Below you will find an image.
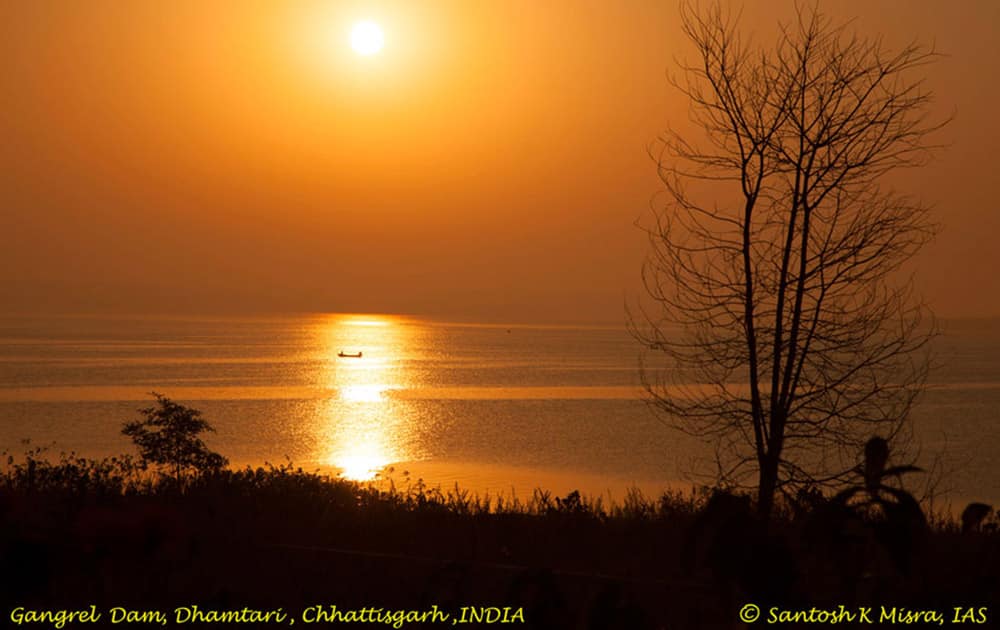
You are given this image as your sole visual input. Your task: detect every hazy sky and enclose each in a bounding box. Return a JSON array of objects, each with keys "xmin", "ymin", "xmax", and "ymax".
[{"xmin": 1, "ymin": 1, "xmax": 997, "ymax": 322}]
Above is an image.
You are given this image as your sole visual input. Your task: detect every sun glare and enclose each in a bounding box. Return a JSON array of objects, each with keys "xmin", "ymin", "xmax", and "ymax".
[
  {"xmin": 335, "ymin": 451, "xmax": 389, "ymax": 482},
  {"xmin": 350, "ymin": 20, "xmax": 384, "ymax": 56},
  {"xmin": 340, "ymin": 384, "xmax": 391, "ymax": 403}
]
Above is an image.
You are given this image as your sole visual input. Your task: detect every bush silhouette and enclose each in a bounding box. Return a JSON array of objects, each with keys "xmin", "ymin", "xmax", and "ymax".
[{"xmin": 122, "ymin": 393, "xmax": 227, "ymax": 483}]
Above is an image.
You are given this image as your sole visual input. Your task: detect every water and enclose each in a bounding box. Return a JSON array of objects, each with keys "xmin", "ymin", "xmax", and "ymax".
[{"xmin": 0, "ymin": 314, "xmax": 998, "ymax": 505}]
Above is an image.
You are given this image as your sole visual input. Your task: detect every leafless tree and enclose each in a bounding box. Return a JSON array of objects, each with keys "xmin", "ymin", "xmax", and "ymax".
[{"xmin": 632, "ymin": 3, "xmax": 948, "ymax": 517}]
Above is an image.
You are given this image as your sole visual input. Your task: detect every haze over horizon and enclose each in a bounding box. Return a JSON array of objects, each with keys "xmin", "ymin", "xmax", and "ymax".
[{"xmin": 3, "ymin": 1, "xmax": 998, "ymax": 323}]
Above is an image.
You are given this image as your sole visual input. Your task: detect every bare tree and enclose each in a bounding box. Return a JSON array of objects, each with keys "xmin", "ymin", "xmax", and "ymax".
[{"xmin": 632, "ymin": 3, "xmax": 947, "ymax": 517}]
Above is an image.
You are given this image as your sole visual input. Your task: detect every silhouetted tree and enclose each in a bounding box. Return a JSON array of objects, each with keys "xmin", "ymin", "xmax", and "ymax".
[
  {"xmin": 122, "ymin": 393, "xmax": 227, "ymax": 483},
  {"xmin": 632, "ymin": 3, "xmax": 947, "ymax": 517}
]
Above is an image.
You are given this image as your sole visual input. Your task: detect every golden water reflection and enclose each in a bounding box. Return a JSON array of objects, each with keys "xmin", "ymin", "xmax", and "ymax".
[{"xmin": 317, "ymin": 314, "xmax": 417, "ymax": 481}]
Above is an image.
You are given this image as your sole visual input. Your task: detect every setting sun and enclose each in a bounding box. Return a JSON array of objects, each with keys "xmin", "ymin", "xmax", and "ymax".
[{"xmin": 350, "ymin": 20, "xmax": 384, "ymax": 56}]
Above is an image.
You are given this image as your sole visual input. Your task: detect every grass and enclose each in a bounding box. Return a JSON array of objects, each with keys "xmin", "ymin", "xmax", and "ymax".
[{"xmin": 1, "ymin": 446, "xmax": 998, "ymax": 628}]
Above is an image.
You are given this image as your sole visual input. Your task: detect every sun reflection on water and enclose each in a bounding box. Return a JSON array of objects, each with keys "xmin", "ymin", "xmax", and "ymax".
[
  {"xmin": 340, "ymin": 383, "xmax": 392, "ymax": 403},
  {"xmin": 336, "ymin": 449, "xmax": 391, "ymax": 482},
  {"xmin": 317, "ymin": 314, "xmax": 416, "ymax": 481}
]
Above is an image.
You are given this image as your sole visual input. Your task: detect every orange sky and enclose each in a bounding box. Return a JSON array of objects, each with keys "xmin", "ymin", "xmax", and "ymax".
[{"xmin": 1, "ymin": 1, "xmax": 997, "ymax": 322}]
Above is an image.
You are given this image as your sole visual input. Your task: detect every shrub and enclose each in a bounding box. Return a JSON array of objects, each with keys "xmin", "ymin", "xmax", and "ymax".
[{"xmin": 122, "ymin": 393, "xmax": 227, "ymax": 484}]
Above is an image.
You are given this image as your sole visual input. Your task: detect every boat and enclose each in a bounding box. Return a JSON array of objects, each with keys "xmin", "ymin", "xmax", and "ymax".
[{"xmin": 338, "ymin": 351, "xmax": 363, "ymax": 358}]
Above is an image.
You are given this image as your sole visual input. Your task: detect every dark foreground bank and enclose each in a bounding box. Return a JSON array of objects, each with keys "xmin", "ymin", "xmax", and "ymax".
[{"xmin": 1, "ymin": 450, "xmax": 998, "ymax": 629}]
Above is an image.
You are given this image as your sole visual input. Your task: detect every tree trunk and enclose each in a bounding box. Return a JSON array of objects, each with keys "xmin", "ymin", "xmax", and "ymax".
[{"xmin": 757, "ymin": 454, "xmax": 779, "ymax": 518}]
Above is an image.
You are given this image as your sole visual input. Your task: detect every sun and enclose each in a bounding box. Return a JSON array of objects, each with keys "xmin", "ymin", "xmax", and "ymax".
[{"xmin": 350, "ymin": 20, "xmax": 385, "ymax": 56}]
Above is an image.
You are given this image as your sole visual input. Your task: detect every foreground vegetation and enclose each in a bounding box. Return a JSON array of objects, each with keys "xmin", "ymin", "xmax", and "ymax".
[
  {"xmin": 0, "ymin": 396, "xmax": 995, "ymax": 626},
  {"xmin": 1, "ymin": 444, "xmax": 998, "ymax": 629}
]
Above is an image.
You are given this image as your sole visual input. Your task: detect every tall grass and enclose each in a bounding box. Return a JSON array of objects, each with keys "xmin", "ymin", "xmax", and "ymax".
[{"xmin": 2, "ymin": 445, "xmax": 997, "ymax": 621}]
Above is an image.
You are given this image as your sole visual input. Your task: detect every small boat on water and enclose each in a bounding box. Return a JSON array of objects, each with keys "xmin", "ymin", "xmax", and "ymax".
[{"xmin": 338, "ymin": 351, "xmax": 363, "ymax": 358}]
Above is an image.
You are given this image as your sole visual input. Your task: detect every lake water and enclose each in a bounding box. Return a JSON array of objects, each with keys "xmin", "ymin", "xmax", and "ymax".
[{"xmin": 0, "ymin": 314, "xmax": 998, "ymax": 506}]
